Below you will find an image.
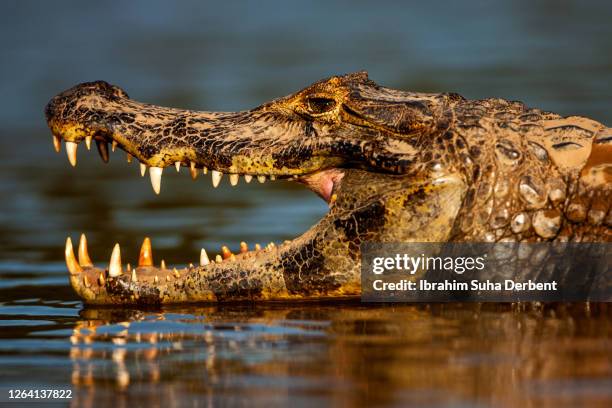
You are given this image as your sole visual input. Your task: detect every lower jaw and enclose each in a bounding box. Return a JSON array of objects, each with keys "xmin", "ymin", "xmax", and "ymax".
[{"xmin": 63, "ymin": 166, "xmax": 346, "ymax": 291}]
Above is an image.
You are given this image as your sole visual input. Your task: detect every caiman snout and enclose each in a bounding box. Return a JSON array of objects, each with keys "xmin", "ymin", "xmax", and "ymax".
[{"xmin": 45, "ymin": 76, "xmax": 359, "ymax": 183}]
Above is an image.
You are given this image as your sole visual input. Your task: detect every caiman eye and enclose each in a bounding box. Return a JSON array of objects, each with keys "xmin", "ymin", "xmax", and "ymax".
[{"xmin": 306, "ymin": 97, "xmax": 337, "ymax": 114}]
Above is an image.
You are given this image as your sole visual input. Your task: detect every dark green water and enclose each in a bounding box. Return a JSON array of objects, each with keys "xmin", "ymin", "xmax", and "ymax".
[{"xmin": 0, "ymin": 1, "xmax": 611, "ymax": 406}]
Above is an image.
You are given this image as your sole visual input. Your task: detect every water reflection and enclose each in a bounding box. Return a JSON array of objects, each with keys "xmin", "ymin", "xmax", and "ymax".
[{"xmin": 64, "ymin": 303, "xmax": 611, "ymax": 407}]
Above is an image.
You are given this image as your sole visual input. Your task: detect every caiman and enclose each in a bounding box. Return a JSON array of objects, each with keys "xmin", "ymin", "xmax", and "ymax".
[{"xmin": 44, "ymin": 71, "xmax": 611, "ymax": 305}]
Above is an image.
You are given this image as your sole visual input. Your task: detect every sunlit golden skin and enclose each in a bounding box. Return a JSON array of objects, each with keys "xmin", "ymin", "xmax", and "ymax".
[{"xmin": 46, "ymin": 72, "xmax": 611, "ymax": 305}]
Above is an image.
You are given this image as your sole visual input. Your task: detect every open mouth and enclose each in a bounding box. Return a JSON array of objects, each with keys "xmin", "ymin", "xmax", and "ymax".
[
  {"xmin": 44, "ymin": 73, "xmax": 416, "ymax": 304},
  {"xmin": 42, "ymin": 78, "xmax": 353, "ymax": 301},
  {"xmin": 55, "ymin": 132, "xmax": 346, "ymax": 291}
]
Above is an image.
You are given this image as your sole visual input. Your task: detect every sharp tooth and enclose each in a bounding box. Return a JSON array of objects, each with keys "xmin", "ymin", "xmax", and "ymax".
[
  {"xmin": 138, "ymin": 237, "xmax": 154, "ymax": 267},
  {"xmin": 112, "ymin": 140, "xmax": 118, "ymax": 152},
  {"xmin": 211, "ymin": 170, "xmax": 223, "ymax": 188},
  {"xmin": 52, "ymin": 135, "xmax": 61, "ymax": 153},
  {"xmin": 215, "ymin": 255, "xmax": 222, "ymax": 263},
  {"xmin": 229, "ymin": 254, "xmax": 236, "ymax": 262},
  {"xmin": 173, "ymin": 268, "xmax": 180, "ymax": 278},
  {"xmin": 200, "ymin": 249, "xmax": 210, "ymax": 266},
  {"xmin": 83, "ymin": 275, "xmax": 91, "ymax": 288},
  {"xmin": 98, "ymin": 272, "xmax": 105, "ymax": 286},
  {"xmin": 229, "ymin": 174, "xmax": 239, "ymax": 186},
  {"xmin": 108, "ymin": 243, "xmax": 123, "ymax": 277},
  {"xmin": 140, "ymin": 163, "xmax": 147, "ymax": 177},
  {"xmin": 244, "ymin": 175, "xmax": 253, "ymax": 183},
  {"xmin": 270, "ymin": 175, "xmax": 276, "ymax": 181},
  {"xmin": 221, "ymin": 245, "xmax": 232, "ymax": 259},
  {"xmin": 131, "ymin": 269, "xmax": 138, "ymax": 282},
  {"xmin": 189, "ymin": 263, "xmax": 194, "ymax": 269},
  {"xmin": 175, "ymin": 162, "xmax": 181, "ymax": 172},
  {"xmin": 254, "ymin": 244, "xmax": 261, "ymax": 251},
  {"xmin": 85, "ymin": 136, "xmax": 92, "ymax": 150},
  {"xmin": 154, "ymin": 275, "xmax": 159, "ymax": 284},
  {"xmin": 65, "ymin": 142, "xmax": 78, "ymax": 167},
  {"xmin": 203, "ymin": 167, "xmax": 208, "ymax": 175},
  {"xmin": 190, "ymin": 162, "xmax": 198, "ymax": 180},
  {"xmin": 257, "ymin": 175, "xmax": 266, "ymax": 183},
  {"xmin": 126, "ymin": 153, "xmax": 133, "ymax": 163},
  {"xmin": 240, "ymin": 242, "xmax": 248, "ymax": 253},
  {"xmin": 78, "ymin": 233, "xmax": 93, "ymax": 267},
  {"xmin": 149, "ymin": 167, "xmax": 163, "ymax": 194},
  {"xmin": 160, "ymin": 259, "xmax": 166, "ymax": 269},
  {"xmin": 96, "ymin": 140, "xmax": 110, "ymax": 163},
  {"xmin": 127, "ymin": 263, "xmax": 132, "ymax": 272},
  {"xmin": 65, "ymin": 237, "xmax": 83, "ymax": 275}
]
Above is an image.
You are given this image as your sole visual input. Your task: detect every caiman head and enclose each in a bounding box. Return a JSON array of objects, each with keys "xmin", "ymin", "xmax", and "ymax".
[{"xmin": 45, "ymin": 71, "xmax": 469, "ymax": 305}]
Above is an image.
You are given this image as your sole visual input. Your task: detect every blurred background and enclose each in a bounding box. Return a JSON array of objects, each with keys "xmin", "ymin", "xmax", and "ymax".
[{"xmin": 0, "ymin": 1, "xmax": 610, "ymax": 406}]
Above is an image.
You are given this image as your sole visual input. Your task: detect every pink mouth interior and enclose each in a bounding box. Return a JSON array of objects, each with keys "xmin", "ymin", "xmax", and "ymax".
[{"xmin": 298, "ymin": 168, "xmax": 345, "ymax": 203}]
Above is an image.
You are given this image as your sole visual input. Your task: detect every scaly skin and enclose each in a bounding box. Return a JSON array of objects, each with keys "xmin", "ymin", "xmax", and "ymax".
[{"xmin": 45, "ymin": 72, "xmax": 611, "ymax": 305}]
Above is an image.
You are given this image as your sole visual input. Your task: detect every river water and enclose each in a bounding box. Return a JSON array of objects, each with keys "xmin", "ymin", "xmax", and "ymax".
[{"xmin": 0, "ymin": 1, "xmax": 610, "ymax": 406}]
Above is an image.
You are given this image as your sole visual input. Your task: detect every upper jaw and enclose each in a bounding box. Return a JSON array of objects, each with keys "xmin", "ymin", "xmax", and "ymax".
[
  {"xmin": 45, "ymin": 77, "xmax": 434, "ymax": 184},
  {"xmin": 45, "ymin": 84, "xmax": 349, "ymax": 191}
]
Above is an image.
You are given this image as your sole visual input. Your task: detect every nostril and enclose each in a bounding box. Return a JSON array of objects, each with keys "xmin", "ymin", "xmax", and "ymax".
[{"xmin": 83, "ymin": 80, "xmax": 129, "ymax": 100}]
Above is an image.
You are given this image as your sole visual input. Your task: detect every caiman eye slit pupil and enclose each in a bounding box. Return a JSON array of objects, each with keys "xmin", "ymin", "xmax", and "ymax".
[{"xmin": 306, "ymin": 97, "xmax": 336, "ymax": 114}]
